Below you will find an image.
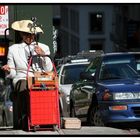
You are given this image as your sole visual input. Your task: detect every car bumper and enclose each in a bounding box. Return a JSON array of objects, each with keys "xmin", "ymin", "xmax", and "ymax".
[{"xmin": 100, "ymin": 102, "xmax": 140, "ymax": 124}]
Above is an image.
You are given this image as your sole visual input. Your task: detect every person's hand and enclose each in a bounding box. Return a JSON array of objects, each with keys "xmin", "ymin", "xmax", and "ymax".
[
  {"xmin": 34, "ymin": 45, "xmax": 45, "ymax": 55},
  {"xmin": 1, "ymin": 64, "xmax": 10, "ymax": 72}
]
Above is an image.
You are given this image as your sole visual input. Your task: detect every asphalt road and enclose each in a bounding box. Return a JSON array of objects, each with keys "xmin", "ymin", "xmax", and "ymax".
[{"xmin": 0, "ymin": 126, "xmax": 139, "ymax": 136}]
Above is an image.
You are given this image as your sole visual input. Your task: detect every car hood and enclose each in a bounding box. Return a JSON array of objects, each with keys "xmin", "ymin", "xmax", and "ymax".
[
  {"xmin": 98, "ymin": 78, "xmax": 140, "ymax": 92},
  {"xmin": 59, "ymin": 84, "xmax": 73, "ymax": 96}
]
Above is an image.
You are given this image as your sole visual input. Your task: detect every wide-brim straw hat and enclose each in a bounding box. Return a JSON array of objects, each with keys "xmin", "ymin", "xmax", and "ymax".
[{"xmin": 11, "ymin": 20, "xmax": 43, "ymax": 34}]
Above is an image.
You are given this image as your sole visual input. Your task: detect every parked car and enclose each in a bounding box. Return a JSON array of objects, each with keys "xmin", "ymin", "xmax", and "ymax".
[
  {"xmin": 70, "ymin": 52, "xmax": 140, "ymax": 127},
  {"xmin": 58, "ymin": 58, "xmax": 90, "ymax": 117},
  {"xmin": 0, "ymin": 80, "xmax": 13, "ymax": 126}
]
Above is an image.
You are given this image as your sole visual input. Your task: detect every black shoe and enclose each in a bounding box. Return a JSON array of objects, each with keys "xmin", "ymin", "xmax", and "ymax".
[{"xmin": 22, "ymin": 115, "xmax": 28, "ymax": 131}]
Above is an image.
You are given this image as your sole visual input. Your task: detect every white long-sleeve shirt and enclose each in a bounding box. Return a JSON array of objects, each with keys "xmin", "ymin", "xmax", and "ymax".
[{"xmin": 7, "ymin": 42, "xmax": 53, "ymax": 86}]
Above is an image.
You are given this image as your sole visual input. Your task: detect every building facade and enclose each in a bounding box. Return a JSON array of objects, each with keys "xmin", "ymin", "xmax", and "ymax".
[
  {"xmin": 55, "ymin": 4, "xmax": 140, "ymax": 57},
  {"xmin": 0, "ymin": 4, "xmax": 53, "ymax": 55},
  {"xmin": 60, "ymin": 5, "xmax": 115, "ymax": 56}
]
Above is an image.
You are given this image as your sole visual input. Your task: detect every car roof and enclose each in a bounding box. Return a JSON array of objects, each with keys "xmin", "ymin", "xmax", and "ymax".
[
  {"xmin": 61, "ymin": 61, "xmax": 90, "ymax": 66},
  {"xmin": 102, "ymin": 52, "xmax": 140, "ymax": 57}
]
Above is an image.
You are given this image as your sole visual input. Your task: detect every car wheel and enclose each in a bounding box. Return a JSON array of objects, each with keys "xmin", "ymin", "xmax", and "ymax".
[
  {"xmin": 2, "ymin": 113, "xmax": 7, "ymax": 126},
  {"xmin": 70, "ymin": 102, "xmax": 76, "ymax": 117},
  {"xmin": 88, "ymin": 105, "xmax": 104, "ymax": 126}
]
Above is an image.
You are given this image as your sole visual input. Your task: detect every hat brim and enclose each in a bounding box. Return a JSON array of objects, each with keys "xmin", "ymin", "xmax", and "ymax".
[{"xmin": 11, "ymin": 20, "xmax": 44, "ymax": 34}]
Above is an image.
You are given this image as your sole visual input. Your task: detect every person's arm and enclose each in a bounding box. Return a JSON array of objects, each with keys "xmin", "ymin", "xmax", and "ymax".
[
  {"xmin": 5, "ymin": 46, "xmax": 16, "ymax": 78},
  {"xmin": 34, "ymin": 43, "xmax": 50, "ymax": 55},
  {"xmin": 42, "ymin": 57, "xmax": 53, "ymax": 72},
  {"xmin": 33, "ymin": 43, "xmax": 53, "ymax": 72}
]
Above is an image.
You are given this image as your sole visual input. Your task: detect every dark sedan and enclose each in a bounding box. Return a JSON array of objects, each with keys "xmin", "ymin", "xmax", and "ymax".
[
  {"xmin": 70, "ymin": 52, "xmax": 140, "ymax": 128},
  {"xmin": 0, "ymin": 83, "xmax": 13, "ymax": 126}
]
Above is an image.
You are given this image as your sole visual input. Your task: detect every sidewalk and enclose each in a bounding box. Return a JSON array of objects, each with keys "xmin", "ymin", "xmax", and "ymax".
[{"xmin": 0, "ymin": 126, "xmax": 139, "ymax": 136}]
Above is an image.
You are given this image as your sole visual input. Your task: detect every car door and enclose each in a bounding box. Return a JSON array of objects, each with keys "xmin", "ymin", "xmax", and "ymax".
[
  {"xmin": 73, "ymin": 80, "xmax": 95, "ymax": 117},
  {"xmin": 73, "ymin": 57, "xmax": 101, "ymax": 117}
]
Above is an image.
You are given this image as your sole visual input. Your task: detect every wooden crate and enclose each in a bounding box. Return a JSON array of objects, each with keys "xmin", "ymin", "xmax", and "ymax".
[
  {"xmin": 28, "ymin": 71, "xmax": 58, "ymax": 89},
  {"xmin": 62, "ymin": 117, "xmax": 81, "ymax": 129}
]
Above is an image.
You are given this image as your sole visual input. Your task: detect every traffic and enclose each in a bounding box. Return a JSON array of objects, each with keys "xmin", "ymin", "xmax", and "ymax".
[
  {"xmin": 1, "ymin": 51, "xmax": 140, "ymax": 133},
  {"xmin": 1, "ymin": 4, "xmax": 140, "ymax": 135},
  {"xmin": 70, "ymin": 52, "xmax": 140, "ymax": 130}
]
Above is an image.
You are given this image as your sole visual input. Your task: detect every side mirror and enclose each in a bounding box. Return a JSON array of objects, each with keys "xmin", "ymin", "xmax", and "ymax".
[{"xmin": 80, "ymin": 71, "xmax": 94, "ymax": 81}]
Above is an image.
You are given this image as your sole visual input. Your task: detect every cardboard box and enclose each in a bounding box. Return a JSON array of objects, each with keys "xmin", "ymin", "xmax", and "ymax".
[{"xmin": 62, "ymin": 117, "xmax": 81, "ymax": 129}]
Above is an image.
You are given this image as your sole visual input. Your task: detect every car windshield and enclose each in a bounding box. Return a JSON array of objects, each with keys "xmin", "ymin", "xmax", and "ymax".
[
  {"xmin": 99, "ymin": 64, "xmax": 139, "ymax": 80},
  {"xmin": 61, "ymin": 64, "xmax": 88, "ymax": 84},
  {"xmin": 99, "ymin": 54, "xmax": 140, "ymax": 80}
]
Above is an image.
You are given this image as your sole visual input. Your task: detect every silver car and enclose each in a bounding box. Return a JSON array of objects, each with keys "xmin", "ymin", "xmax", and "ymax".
[{"xmin": 58, "ymin": 59, "xmax": 90, "ymax": 117}]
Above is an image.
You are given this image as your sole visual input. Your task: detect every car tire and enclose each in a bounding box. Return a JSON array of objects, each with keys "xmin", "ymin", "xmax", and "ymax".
[
  {"xmin": 88, "ymin": 105, "xmax": 105, "ymax": 126},
  {"xmin": 70, "ymin": 102, "xmax": 76, "ymax": 117}
]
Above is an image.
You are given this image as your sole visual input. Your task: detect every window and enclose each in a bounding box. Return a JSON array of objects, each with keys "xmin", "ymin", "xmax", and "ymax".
[
  {"xmin": 86, "ymin": 57, "xmax": 101, "ymax": 74},
  {"xmin": 89, "ymin": 12, "xmax": 104, "ymax": 34},
  {"xmin": 89, "ymin": 39, "xmax": 104, "ymax": 51},
  {"xmin": 61, "ymin": 6, "xmax": 69, "ymax": 28},
  {"xmin": 70, "ymin": 35, "xmax": 79, "ymax": 55},
  {"xmin": 90, "ymin": 43, "xmax": 103, "ymax": 50},
  {"xmin": 61, "ymin": 30, "xmax": 69, "ymax": 56},
  {"xmin": 61, "ymin": 64, "xmax": 88, "ymax": 84},
  {"xmin": 70, "ymin": 9, "xmax": 79, "ymax": 33}
]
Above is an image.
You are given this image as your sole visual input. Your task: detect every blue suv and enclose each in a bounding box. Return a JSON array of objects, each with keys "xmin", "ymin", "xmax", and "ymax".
[{"xmin": 70, "ymin": 52, "xmax": 140, "ymax": 127}]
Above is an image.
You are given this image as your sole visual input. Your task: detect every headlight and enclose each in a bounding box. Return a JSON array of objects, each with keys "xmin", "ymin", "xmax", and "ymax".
[{"xmin": 114, "ymin": 92, "xmax": 140, "ymax": 100}]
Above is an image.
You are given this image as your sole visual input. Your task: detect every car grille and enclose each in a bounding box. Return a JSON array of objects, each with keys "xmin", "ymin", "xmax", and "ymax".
[{"xmin": 132, "ymin": 107, "xmax": 140, "ymax": 117}]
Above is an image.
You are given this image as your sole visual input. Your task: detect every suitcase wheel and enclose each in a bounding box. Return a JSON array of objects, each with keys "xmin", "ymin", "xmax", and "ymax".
[{"xmin": 53, "ymin": 124, "xmax": 59, "ymax": 131}]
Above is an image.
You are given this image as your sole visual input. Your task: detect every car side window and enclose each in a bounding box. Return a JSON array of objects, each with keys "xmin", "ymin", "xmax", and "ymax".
[{"xmin": 85, "ymin": 57, "xmax": 101, "ymax": 74}]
